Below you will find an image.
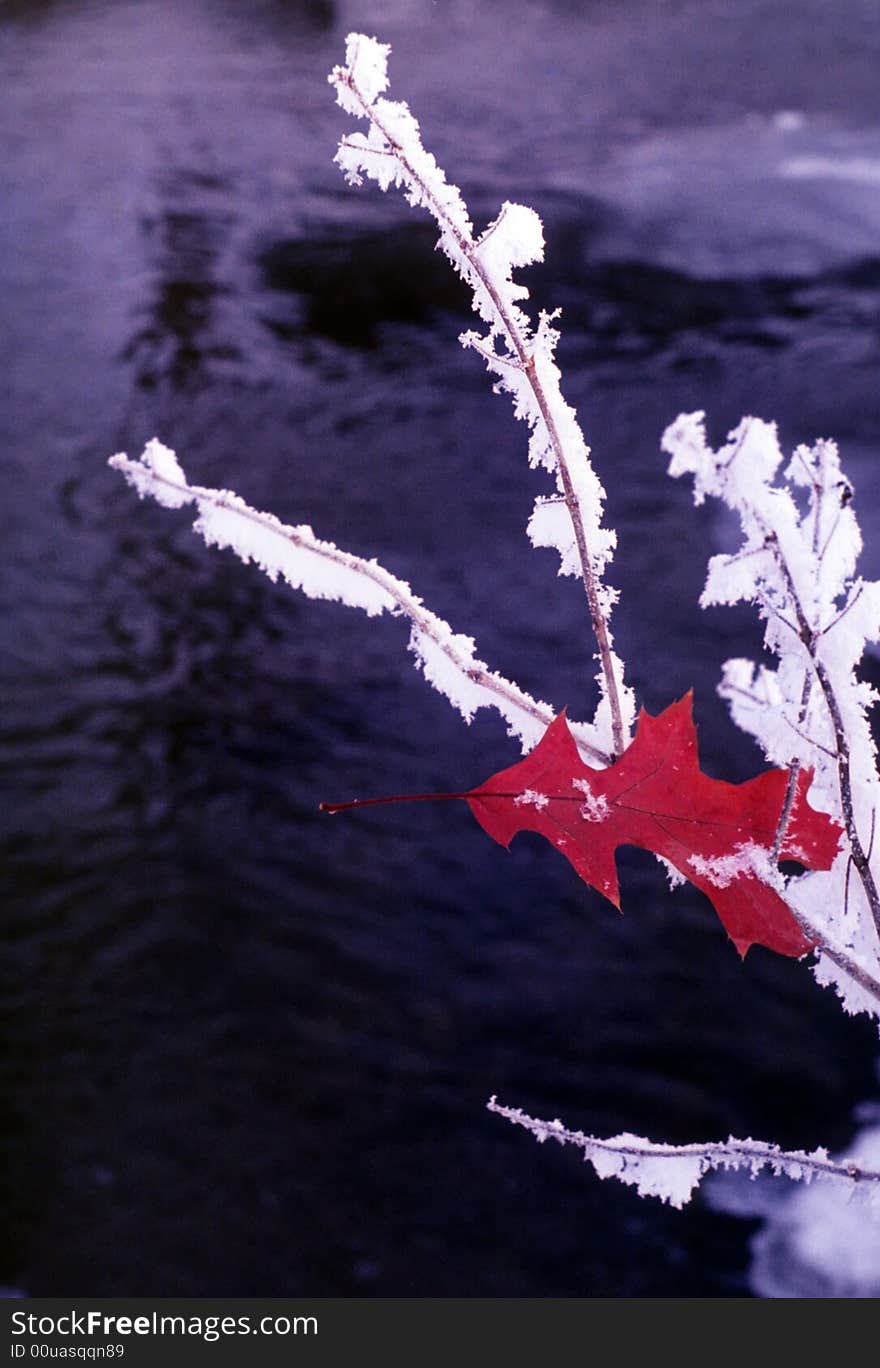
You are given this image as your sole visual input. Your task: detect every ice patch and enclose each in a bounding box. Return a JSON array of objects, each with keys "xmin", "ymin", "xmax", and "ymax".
[
  {"xmin": 772, "ymin": 110, "xmax": 805, "ymax": 132},
  {"xmin": 781, "ymin": 155, "xmax": 880, "ymax": 185},
  {"xmin": 573, "ymin": 779, "xmax": 609, "ymax": 822},
  {"xmin": 688, "ymin": 842, "xmax": 772, "ymax": 888},
  {"xmin": 708, "ymin": 1120, "xmax": 880, "ymax": 1298}
]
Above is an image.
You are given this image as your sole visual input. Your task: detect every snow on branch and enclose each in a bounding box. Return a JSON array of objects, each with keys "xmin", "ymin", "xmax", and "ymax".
[
  {"xmin": 109, "ymin": 440, "xmax": 612, "ymax": 764},
  {"xmin": 108, "ymin": 37, "xmax": 880, "ymax": 1236},
  {"xmin": 329, "ymin": 33, "xmax": 633, "ymax": 758},
  {"xmin": 664, "ymin": 413, "xmax": 880, "ymax": 1019},
  {"xmin": 487, "ymin": 1097, "xmax": 880, "ymax": 1211}
]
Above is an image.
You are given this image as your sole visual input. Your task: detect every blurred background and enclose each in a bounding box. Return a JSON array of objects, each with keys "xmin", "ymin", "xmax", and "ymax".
[{"xmin": 2, "ymin": 0, "xmax": 880, "ymax": 1296}]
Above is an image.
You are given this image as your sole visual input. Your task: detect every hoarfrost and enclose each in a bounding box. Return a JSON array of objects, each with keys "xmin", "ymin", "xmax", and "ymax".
[
  {"xmin": 688, "ymin": 843, "xmax": 775, "ymax": 890},
  {"xmin": 708, "ymin": 1122, "xmax": 880, "ymax": 1296},
  {"xmin": 664, "ymin": 411, "xmax": 880, "ymax": 1025},
  {"xmin": 109, "ymin": 443, "xmax": 612, "ymax": 763},
  {"xmin": 488, "ymin": 1099, "xmax": 880, "ymax": 1213},
  {"xmin": 329, "ymin": 32, "xmax": 633, "ymax": 755},
  {"xmin": 657, "ymin": 856, "xmax": 688, "ymax": 890},
  {"xmin": 110, "ymin": 36, "xmax": 880, "ymax": 1228},
  {"xmin": 115, "ymin": 438, "xmax": 189, "ymax": 509},
  {"xmin": 572, "ymin": 780, "xmax": 610, "ymax": 823}
]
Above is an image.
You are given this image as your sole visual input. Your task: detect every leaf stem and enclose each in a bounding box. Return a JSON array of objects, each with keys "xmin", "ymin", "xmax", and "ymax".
[
  {"xmin": 772, "ymin": 673, "xmax": 812, "ymax": 860},
  {"xmin": 320, "ymin": 792, "xmax": 470, "ymax": 814}
]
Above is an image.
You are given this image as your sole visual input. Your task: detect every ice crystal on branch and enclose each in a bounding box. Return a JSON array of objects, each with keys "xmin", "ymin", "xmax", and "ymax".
[
  {"xmin": 664, "ymin": 414, "xmax": 880, "ymax": 1019},
  {"xmin": 487, "ymin": 1099, "xmax": 880, "ymax": 1212},
  {"xmin": 108, "ymin": 35, "xmax": 880, "ymax": 1228},
  {"xmin": 109, "ymin": 442, "xmax": 612, "ymax": 763},
  {"xmin": 329, "ymin": 32, "xmax": 631, "ymax": 757}
]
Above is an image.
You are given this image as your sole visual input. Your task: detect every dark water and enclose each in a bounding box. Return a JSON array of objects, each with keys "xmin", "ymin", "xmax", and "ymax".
[{"xmin": 2, "ymin": 0, "xmax": 880, "ymax": 1296}]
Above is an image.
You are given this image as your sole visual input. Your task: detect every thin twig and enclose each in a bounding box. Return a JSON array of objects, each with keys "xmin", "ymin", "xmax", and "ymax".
[
  {"xmin": 792, "ymin": 903, "xmax": 880, "ymax": 1008},
  {"xmin": 487, "ymin": 1097, "xmax": 880, "ymax": 1188},
  {"xmin": 818, "ymin": 583, "xmax": 864, "ymax": 639},
  {"xmin": 818, "ymin": 508, "xmax": 843, "ymax": 564},
  {"xmin": 772, "ymin": 673, "xmax": 813, "ymax": 859},
  {"xmin": 110, "ymin": 453, "xmax": 613, "ymax": 767},
  {"xmin": 334, "ymin": 64, "xmax": 627, "ymax": 758},
  {"xmin": 762, "ymin": 528, "xmax": 880, "ymax": 942},
  {"xmin": 463, "ymin": 335, "xmax": 524, "ymax": 371},
  {"xmin": 781, "ymin": 716, "xmax": 836, "ymax": 760}
]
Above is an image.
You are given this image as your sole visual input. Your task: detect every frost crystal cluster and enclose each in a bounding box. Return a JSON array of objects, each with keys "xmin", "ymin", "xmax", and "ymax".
[
  {"xmin": 664, "ymin": 415, "xmax": 880, "ymax": 1017},
  {"xmin": 110, "ymin": 34, "xmax": 880, "ymax": 1219}
]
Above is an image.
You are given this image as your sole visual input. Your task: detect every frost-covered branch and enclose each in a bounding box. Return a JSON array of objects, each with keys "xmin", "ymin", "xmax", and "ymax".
[
  {"xmin": 796, "ymin": 933, "xmax": 880, "ymax": 1008},
  {"xmin": 764, "ymin": 524, "xmax": 880, "ymax": 939},
  {"xmin": 108, "ymin": 37, "xmax": 880, "ymax": 1242},
  {"xmin": 487, "ymin": 1097, "xmax": 880, "ymax": 1211},
  {"xmin": 329, "ymin": 33, "xmax": 633, "ymax": 758},
  {"xmin": 109, "ymin": 440, "xmax": 612, "ymax": 764},
  {"xmin": 664, "ymin": 413, "xmax": 880, "ymax": 1017},
  {"xmin": 486, "ymin": 333, "xmax": 880, "ymax": 1232}
]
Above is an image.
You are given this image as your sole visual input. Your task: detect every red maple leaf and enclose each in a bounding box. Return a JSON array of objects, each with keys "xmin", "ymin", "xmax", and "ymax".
[
  {"xmin": 322, "ymin": 694, "xmax": 842, "ymax": 958},
  {"xmin": 467, "ymin": 694, "xmax": 841, "ymax": 958}
]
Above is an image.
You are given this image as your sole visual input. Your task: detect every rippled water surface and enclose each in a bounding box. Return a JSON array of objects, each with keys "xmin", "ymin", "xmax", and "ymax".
[{"xmin": 2, "ymin": 0, "xmax": 880, "ymax": 1295}]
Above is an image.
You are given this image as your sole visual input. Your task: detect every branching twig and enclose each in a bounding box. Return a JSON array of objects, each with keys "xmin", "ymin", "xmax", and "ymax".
[
  {"xmin": 106, "ymin": 41, "xmax": 880, "ymax": 1236},
  {"xmin": 763, "ymin": 528, "xmax": 880, "ymax": 942},
  {"xmin": 818, "ymin": 583, "xmax": 864, "ymax": 638}
]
